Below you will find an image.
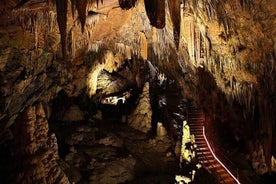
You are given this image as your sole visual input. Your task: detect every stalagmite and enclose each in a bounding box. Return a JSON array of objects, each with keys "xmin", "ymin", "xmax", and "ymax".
[
  {"xmin": 128, "ymin": 82, "xmax": 152, "ymax": 133},
  {"xmin": 157, "ymin": 122, "xmax": 167, "ymax": 137},
  {"xmin": 12, "ymin": 104, "xmax": 70, "ymax": 184},
  {"xmin": 0, "ymin": 0, "xmax": 275, "ymax": 183}
]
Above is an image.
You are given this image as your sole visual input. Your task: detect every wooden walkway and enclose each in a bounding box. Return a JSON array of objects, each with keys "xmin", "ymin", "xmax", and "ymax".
[{"xmin": 188, "ymin": 105, "xmax": 240, "ymax": 184}]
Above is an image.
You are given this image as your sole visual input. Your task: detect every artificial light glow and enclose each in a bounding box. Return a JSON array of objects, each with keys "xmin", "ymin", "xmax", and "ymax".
[
  {"xmin": 181, "ymin": 121, "xmax": 196, "ymax": 163},
  {"xmin": 203, "ymin": 126, "xmax": 241, "ymax": 184},
  {"xmin": 87, "ymin": 62, "xmax": 105, "ymax": 96},
  {"xmin": 100, "ymin": 91, "xmax": 131, "ymax": 105}
]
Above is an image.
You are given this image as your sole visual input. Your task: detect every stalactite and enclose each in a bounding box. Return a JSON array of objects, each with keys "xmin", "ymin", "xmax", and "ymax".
[
  {"xmin": 48, "ymin": 10, "xmax": 56, "ymax": 32},
  {"xmin": 205, "ymin": 0, "xmax": 215, "ymax": 21},
  {"xmin": 86, "ymin": 0, "xmax": 101, "ymax": 9},
  {"xmin": 34, "ymin": 14, "xmax": 38, "ymax": 49},
  {"xmin": 76, "ymin": 0, "xmax": 88, "ymax": 33},
  {"xmin": 71, "ymin": 0, "xmax": 76, "ymax": 18},
  {"xmin": 144, "ymin": 0, "xmax": 165, "ymax": 29},
  {"xmin": 56, "ymin": 0, "xmax": 68, "ymax": 59},
  {"xmin": 167, "ymin": 0, "xmax": 181, "ymax": 49},
  {"xmin": 239, "ymin": 0, "xmax": 253, "ymax": 10},
  {"xmin": 47, "ymin": 0, "xmax": 55, "ymax": 6},
  {"xmin": 86, "ymin": 11, "xmax": 100, "ymax": 29},
  {"xmin": 89, "ymin": 41, "xmax": 102, "ymax": 52},
  {"xmin": 119, "ymin": 0, "xmax": 137, "ymax": 10},
  {"xmin": 97, "ymin": 0, "xmax": 103, "ymax": 7},
  {"xmin": 151, "ymin": 28, "xmax": 173, "ymax": 61},
  {"xmin": 68, "ymin": 28, "xmax": 74, "ymax": 57},
  {"xmin": 216, "ymin": 3, "xmax": 232, "ymax": 39}
]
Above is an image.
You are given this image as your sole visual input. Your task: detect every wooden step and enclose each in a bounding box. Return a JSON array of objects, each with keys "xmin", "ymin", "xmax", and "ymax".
[
  {"xmin": 196, "ymin": 147, "xmax": 209, "ymax": 151},
  {"xmin": 187, "ymin": 105, "xmax": 239, "ymax": 184},
  {"xmin": 220, "ymin": 177, "xmax": 236, "ymax": 183},
  {"xmin": 206, "ymin": 163, "xmax": 221, "ymax": 169},
  {"xmin": 199, "ymin": 159, "xmax": 216, "ymax": 164},
  {"xmin": 197, "ymin": 155, "xmax": 213, "ymax": 159}
]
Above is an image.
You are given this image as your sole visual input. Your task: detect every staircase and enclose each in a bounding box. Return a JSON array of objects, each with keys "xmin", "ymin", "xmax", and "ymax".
[{"xmin": 188, "ymin": 105, "xmax": 240, "ymax": 184}]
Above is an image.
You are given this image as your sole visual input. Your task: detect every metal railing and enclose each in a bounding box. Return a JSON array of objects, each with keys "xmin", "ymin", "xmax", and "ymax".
[
  {"xmin": 203, "ymin": 126, "xmax": 241, "ymax": 184},
  {"xmin": 187, "ymin": 106, "xmax": 226, "ymax": 183},
  {"xmin": 204, "ymin": 124, "xmax": 262, "ymax": 184},
  {"xmin": 188, "ymin": 104, "xmax": 242, "ymax": 184}
]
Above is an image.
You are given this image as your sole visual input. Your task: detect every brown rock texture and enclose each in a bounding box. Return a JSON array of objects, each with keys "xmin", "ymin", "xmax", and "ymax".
[
  {"xmin": 0, "ymin": 0, "xmax": 275, "ymax": 179},
  {"xmin": 12, "ymin": 103, "xmax": 70, "ymax": 184},
  {"xmin": 128, "ymin": 82, "xmax": 152, "ymax": 133}
]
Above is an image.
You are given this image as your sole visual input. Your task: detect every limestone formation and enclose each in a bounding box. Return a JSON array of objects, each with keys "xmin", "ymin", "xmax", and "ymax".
[
  {"xmin": 0, "ymin": 0, "xmax": 275, "ymax": 182},
  {"xmin": 12, "ymin": 103, "xmax": 70, "ymax": 184},
  {"xmin": 156, "ymin": 122, "xmax": 167, "ymax": 137},
  {"xmin": 128, "ymin": 82, "xmax": 152, "ymax": 133}
]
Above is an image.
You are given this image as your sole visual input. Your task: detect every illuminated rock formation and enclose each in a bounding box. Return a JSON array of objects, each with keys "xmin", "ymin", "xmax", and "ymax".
[
  {"xmin": 128, "ymin": 82, "xmax": 152, "ymax": 133},
  {"xmin": 0, "ymin": 0, "xmax": 275, "ymax": 183}
]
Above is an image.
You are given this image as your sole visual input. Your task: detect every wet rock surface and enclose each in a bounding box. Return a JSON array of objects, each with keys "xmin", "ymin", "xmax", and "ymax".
[{"xmin": 52, "ymin": 119, "xmax": 178, "ymax": 184}]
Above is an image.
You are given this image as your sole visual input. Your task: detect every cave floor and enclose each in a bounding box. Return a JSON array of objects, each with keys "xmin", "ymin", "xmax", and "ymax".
[{"xmin": 52, "ymin": 119, "xmax": 179, "ymax": 184}]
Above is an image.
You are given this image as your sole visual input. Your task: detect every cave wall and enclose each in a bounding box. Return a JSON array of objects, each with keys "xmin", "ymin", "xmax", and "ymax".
[
  {"xmin": 176, "ymin": 0, "xmax": 276, "ymax": 174},
  {"xmin": 0, "ymin": 0, "xmax": 275, "ymax": 178},
  {"xmin": 12, "ymin": 102, "xmax": 70, "ymax": 184}
]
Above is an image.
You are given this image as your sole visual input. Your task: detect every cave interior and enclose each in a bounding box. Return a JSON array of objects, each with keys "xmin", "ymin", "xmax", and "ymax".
[{"xmin": 0, "ymin": 0, "xmax": 275, "ymax": 184}]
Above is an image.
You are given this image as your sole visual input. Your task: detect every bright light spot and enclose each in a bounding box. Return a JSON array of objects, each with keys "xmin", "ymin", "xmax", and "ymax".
[
  {"xmin": 100, "ymin": 91, "xmax": 131, "ymax": 105},
  {"xmin": 87, "ymin": 62, "xmax": 105, "ymax": 96},
  {"xmin": 181, "ymin": 121, "xmax": 196, "ymax": 163},
  {"xmin": 175, "ymin": 175, "xmax": 192, "ymax": 184}
]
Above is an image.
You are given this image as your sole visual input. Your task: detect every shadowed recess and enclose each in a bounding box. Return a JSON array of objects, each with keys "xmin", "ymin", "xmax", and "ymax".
[
  {"xmin": 119, "ymin": 0, "xmax": 137, "ymax": 10},
  {"xmin": 144, "ymin": 0, "xmax": 165, "ymax": 29}
]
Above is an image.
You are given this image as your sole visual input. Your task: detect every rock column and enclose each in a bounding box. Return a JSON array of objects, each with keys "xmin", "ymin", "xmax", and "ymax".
[
  {"xmin": 128, "ymin": 82, "xmax": 152, "ymax": 133},
  {"xmin": 12, "ymin": 102, "xmax": 70, "ymax": 184}
]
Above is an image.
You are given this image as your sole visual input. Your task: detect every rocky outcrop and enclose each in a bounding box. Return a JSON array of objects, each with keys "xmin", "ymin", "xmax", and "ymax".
[
  {"xmin": 12, "ymin": 102, "xmax": 69, "ymax": 184},
  {"xmin": 96, "ymin": 69, "xmax": 130, "ymax": 96},
  {"xmin": 128, "ymin": 82, "xmax": 152, "ymax": 133},
  {"xmin": 251, "ymin": 145, "xmax": 269, "ymax": 175},
  {"xmin": 55, "ymin": 119, "xmax": 177, "ymax": 184},
  {"xmin": 0, "ymin": 21, "xmax": 73, "ymax": 128}
]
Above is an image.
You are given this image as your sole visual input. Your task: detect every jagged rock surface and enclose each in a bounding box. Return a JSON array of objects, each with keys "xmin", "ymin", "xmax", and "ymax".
[
  {"xmin": 128, "ymin": 82, "xmax": 152, "ymax": 133},
  {"xmin": 0, "ymin": 0, "xmax": 275, "ymax": 181},
  {"xmin": 12, "ymin": 102, "xmax": 70, "ymax": 184}
]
